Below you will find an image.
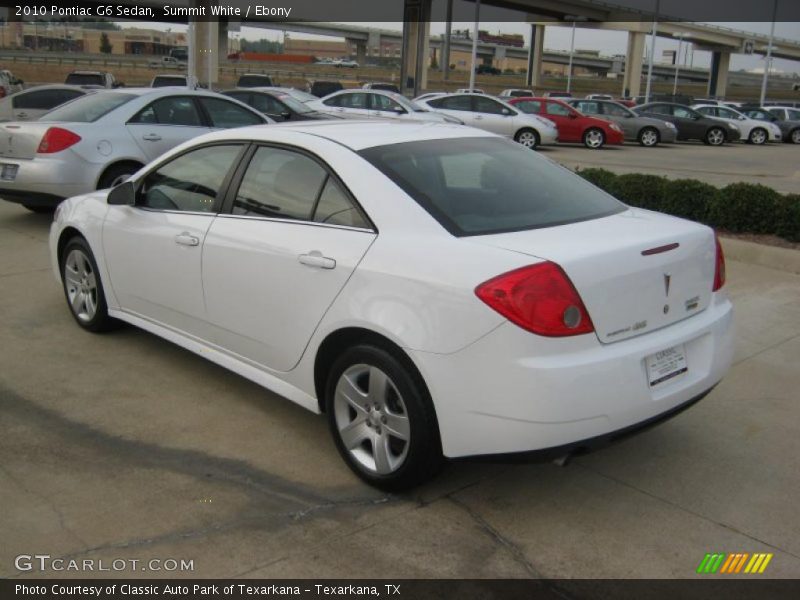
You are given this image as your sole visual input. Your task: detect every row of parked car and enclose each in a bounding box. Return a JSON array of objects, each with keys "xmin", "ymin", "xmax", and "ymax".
[{"xmin": 0, "ymin": 79, "xmax": 797, "ymax": 214}]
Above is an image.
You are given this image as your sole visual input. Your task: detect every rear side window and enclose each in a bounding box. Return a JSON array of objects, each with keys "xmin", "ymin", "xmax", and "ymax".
[
  {"xmin": 360, "ymin": 137, "xmax": 625, "ymax": 237},
  {"xmin": 42, "ymin": 92, "xmax": 134, "ymax": 122},
  {"xmin": 313, "ymin": 178, "xmax": 369, "ymax": 228},
  {"xmin": 514, "ymin": 100, "xmax": 542, "ymax": 114},
  {"xmin": 573, "ymin": 101, "xmax": 600, "ymax": 115},
  {"xmin": 546, "ymin": 102, "xmax": 571, "ymax": 116},
  {"xmin": 430, "ymin": 95, "xmax": 472, "ymax": 111}
]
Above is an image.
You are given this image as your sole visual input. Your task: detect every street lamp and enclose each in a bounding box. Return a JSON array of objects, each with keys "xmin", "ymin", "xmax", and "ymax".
[
  {"xmin": 564, "ymin": 15, "xmax": 588, "ymax": 94},
  {"xmin": 672, "ymin": 32, "xmax": 688, "ymax": 96},
  {"xmin": 644, "ymin": 0, "xmax": 660, "ymax": 104},
  {"xmin": 468, "ymin": 0, "xmax": 480, "ymax": 92},
  {"xmin": 760, "ymin": 0, "xmax": 779, "ymax": 106}
]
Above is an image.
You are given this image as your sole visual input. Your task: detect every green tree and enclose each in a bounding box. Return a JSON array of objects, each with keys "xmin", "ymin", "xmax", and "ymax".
[{"xmin": 99, "ymin": 32, "xmax": 112, "ymax": 54}]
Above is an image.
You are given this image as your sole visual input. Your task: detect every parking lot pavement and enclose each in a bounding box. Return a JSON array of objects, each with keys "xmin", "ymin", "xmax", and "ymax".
[
  {"xmin": 546, "ymin": 141, "xmax": 800, "ymax": 195},
  {"xmin": 1, "ymin": 200, "xmax": 799, "ymax": 579}
]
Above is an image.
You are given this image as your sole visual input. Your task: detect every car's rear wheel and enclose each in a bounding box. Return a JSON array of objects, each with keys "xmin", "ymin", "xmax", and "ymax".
[
  {"xmin": 98, "ymin": 163, "xmax": 141, "ymax": 190},
  {"xmin": 705, "ymin": 127, "xmax": 726, "ymax": 146},
  {"xmin": 790, "ymin": 128, "xmax": 800, "ymax": 144},
  {"xmin": 325, "ymin": 344, "xmax": 442, "ymax": 491},
  {"xmin": 60, "ymin": 237, "xmax": 117, "ymax": 333},
  {"xmin": 638, "ymin": 127, "xmax": 659, "ymax": 147},
  {"xmin": 748, "ymin": 127, "xmax": 768, "ymax": 145},
  {"xmin": 514, "ymin": 128, "xmax": 539, "ymax": 149},
  {"xmin": 583, "ymin": 127, "xmax": 605, "ymax": 149}
]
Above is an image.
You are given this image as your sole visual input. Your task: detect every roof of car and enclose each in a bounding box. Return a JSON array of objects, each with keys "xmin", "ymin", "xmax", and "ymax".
[{"xmin": 199, "ymin": 120, "xmax": 496, "ymax": 151}]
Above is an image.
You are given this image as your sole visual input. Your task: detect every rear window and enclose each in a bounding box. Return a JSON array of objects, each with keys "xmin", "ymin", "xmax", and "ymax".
[
  {"xmin": 65, "ymin": 73, "xmax": 104, "ymax": 86},
  {"xmin": 359, "ymin": 137, "xmax": 625, "ymax": 236},
  {"xmin": 41, "ymin": 92, "xmax": 135, "ymax": 123}
]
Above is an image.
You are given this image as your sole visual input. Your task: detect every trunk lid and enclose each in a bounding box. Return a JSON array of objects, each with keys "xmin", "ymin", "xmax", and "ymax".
[
  {"xmin": 470, "ymin": 209, "xmax": 716, "ymax": 344},
  {"xmin": 0, "ymin": 122, "xmax": 53, "ymax": 160}
]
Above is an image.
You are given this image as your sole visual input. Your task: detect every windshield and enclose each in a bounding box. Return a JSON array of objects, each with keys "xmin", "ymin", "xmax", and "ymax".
[
  {"xmin": 389, "ymin": 93, "xmax": 427, "ymax": 112},
  {"xmin": 277, "ymin": 94, "xmax": 313, "ymax": 113},
  {"xmin": 360, "ymin": 137, "xmax": 625, "ymax": 236},
  {"xmin": 41, "ymin": 92, "xmax": 135, "ymax": 122}
]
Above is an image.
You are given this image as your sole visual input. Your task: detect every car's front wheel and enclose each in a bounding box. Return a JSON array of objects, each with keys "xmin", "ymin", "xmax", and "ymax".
[
  {"xmin": 748, "ymin": 127, "xmax": 768, "ymax": 145},
  {"xmin": 638, "ymin": 127, "xmax": 660, "ymax": 147},
  {"xmin": 790, "ymin": 128, "xmax": 800, "ymax": 144},
  {"xmin": 325, "ymin": 344, "xmax": 442, "ymax": 490},
  {"xmin": 514, "ymin": 128, "xmax": 539, "ymax": 149},
  {"xmin": 61, "ymin": 237, "xmax": 117, "ymax": 333},
  {"xmin": 583, "ymin": 127, "xmax": 605, "ymax": 149},
  {"xmin": 705, "ymin": 127, "xmax": 726, "ymax": 146}
]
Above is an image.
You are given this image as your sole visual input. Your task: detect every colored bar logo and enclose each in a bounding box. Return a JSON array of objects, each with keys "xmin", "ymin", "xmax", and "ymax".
[{"xmin": 697, "ymin": 552, "xmax": 773, "ymax": 574}]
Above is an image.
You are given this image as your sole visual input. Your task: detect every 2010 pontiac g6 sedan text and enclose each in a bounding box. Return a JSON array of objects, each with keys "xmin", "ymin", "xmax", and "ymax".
[{"xmin": 49, "ymin": 121, "xmax": 734, "ymax": 490}]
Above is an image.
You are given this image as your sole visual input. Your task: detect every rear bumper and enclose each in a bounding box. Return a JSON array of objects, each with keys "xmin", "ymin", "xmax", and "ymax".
[
  {"xmin": 411, "ymin": 292, "xmax": 734, "ymax": 458},
  {"xmin": 0, "ymin": 156, "xmax": 99, "ymax": 206}
]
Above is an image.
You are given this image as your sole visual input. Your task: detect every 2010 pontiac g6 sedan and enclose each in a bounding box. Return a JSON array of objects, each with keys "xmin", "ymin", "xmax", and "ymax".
[{"xmin": 49, "ymin": 121, "xmax": 734, "ymax": 490}]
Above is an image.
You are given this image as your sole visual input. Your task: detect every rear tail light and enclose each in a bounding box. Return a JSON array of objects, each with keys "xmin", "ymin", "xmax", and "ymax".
[
  {"xmin": 0, "ymin": 87, "xmax": 6, "ymax": 99},
  {"xmin": 713, "ymin": 234, "xmax": 726, "ymax": 291},
  {"xmin": 475, "ymin": 262, "xmax": 594, "ymax": 337},
  {"xmin": 37, "ymin": 127, "xmax": 82, "ymax": 154}
]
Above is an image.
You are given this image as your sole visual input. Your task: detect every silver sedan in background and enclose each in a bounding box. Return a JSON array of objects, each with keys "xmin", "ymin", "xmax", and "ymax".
[
  {"xmin": 0, "ymin": 88, "xmax": 270, "ymax": 212},
  {"xmin": 306, "ymin": 89, "xmax": 462, "ymax": 124},
  {"xmin": 567, "ymin": 98, "xmax": 677, "ymax": 146}
]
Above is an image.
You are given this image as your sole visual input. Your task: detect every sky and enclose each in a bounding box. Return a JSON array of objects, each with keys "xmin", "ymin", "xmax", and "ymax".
[{"xmin": 125, "ymin": 20, "xmax": 800, "ymax": 74}]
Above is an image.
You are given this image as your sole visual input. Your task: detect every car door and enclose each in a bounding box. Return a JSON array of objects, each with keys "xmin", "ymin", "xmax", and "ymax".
[
  {"xmin": 472, "ymin": 96, "xmax": 515, "ymax": 136},
  {"xmin": 247, "ymin": 92, "xmax": 291, "ymax": 121},
  {"xmin": 672, "ymin": 106, "xmax": 705, "ymax": 139},
  {"xmin": 126, "ymin": 95, "xmax": 210, "ymax": 161},
  {"xmin": 427, "ymin": 95, "xmax": 474, "ymax": 123},
  {"xmin": 369, "ymin": 93, "xmax": 407, "ymax": 120},
  {"xmin": 102, "ymin": 143, "xmax": 245, "ymax": 339},
  {"xmin": 202, "ymin": 144, "xmax": 376, "ymax": 371},
  {"xmin": 544, "ymin": 100, "xmax": 580, "ymax": 142},
  {"xmin": 322, "ymin": 92, "xmax": 372, "ymax": 119}
]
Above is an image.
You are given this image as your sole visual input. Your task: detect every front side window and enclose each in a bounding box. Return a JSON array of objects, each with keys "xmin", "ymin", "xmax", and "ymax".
[
  {"xmin": 673, "ymin": 107, "xmax": 697, "ymax": 119},
  {"xmin": 371, "ymin": 94, "xmax": 404, "ymax": 113},
  {"xmin": 199, "ymin": 97, "xmax": 263, "ymax": 128},
  {"xmin": 360, "ymin": 137, "xmax": 624, "ymax": 236},
  {"xmin": 139, "ymin": 145, "xmax": 242, "ymax": 212},
  {"xmin": 603, "ymin": 102, "xmax": 631, "ymax": 117},
  {"xmin": 514, "ymin": 100, "xmax": 542, "ymax": 114},
  {"xmin": 130, "ymin": 97, "xmax": 202, "ymax": 126},
  {"xmin": 645, "ymin": 104, "xmax": 671, "ymax": 115},
  {"xmin": 432, "ymin": 95, "xmax": 472, "ymax": 111},
  {"xmin": 233, "ymin": 147, "xmax": 327, "ymax": 220},
  {"xmin": 545, "ymin": 102, "xmax": 572, "ymax": 116},
  {"xmin": 473, "ymin": 97, "xmax": 507, "ymax": 115}
]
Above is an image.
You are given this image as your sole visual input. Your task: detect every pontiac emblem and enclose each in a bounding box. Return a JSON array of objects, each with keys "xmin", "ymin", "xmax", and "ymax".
[{"xmin": 663, "ymin": 273, "xmax": 672, "ymax": 296}]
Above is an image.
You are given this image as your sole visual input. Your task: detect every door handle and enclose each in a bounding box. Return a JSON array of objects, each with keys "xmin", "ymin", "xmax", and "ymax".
[
  {"xmin": 17, "ymin": 112, "xmax": 27, "ymax": 119},
  {"xmin": 142, "ymin": 133, "xmax": 162, "ymax": 141},
  {"xmin": 298, "ymin": 251, "xmax": 336, "ymax": 270},
  {"xmin": 174, "ymin": 232, "xmax": 200, "ymax": 247}
]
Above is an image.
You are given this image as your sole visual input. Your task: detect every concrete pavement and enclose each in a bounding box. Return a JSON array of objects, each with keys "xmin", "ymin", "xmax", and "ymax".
[{"xmin": 1, "ymin": 201, "xmax": 798, "ymax": 580}]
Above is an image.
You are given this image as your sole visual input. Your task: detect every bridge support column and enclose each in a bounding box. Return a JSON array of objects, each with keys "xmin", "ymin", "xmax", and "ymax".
[
  {"xmin": 707, "ymin": 50, "xmax": 730, "ymax": 98},
  {"xmin": 354, "ymin": 40, "xmax": 367, "ymax": 65},
  {"xmin": 622, "ymin": 30, "xmax": 645, "ymax": 98},
  {"xmin": 400, "ymin": 0, "xmax": 432, "ymax": 97},
  {"xmin": 188, "ymin": 0, "xmax": 219, "ymax": 88},
  {"xmin": 526, "ymin": 24, "xmax": 544, "ymax": 88},
  {"xmin": 218, "ymin": 18, "xmax": 229, "ymax": 57}
]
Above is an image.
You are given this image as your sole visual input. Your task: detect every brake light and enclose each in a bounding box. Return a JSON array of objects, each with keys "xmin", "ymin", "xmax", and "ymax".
[
  {"xmin": 475, "ymin": 262, "xmax": 594, "ymax": 337},
  {"xmin": 713, "ymin": 234, "xmax": 726, "ymax": 291},
  {"xmin": 0, "ymin": 88, "xmax": 6, "ymax": 99},
  {"xmin": 37, "ymin": 127, "xmax": 82, "ymax": 154}
]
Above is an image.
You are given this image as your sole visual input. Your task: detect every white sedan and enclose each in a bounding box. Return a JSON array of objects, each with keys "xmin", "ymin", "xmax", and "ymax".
[
  {"xmin": 692, "ymin": 104, "xmax": 782, "ymax": 144},
  {"xmin": 0, "ymin": 88, "xmax": 270, "ymax": 212},
  {"xmin": 306, "ymin": 89, "xmax": 462, "ymax": 124},
  {"xmin": 417, "ymin": 93, "xmax": 558, "ymax": 148},
  {"xmin": 50, "ymin": 122, "xmax": 734, "ymax": 490}
]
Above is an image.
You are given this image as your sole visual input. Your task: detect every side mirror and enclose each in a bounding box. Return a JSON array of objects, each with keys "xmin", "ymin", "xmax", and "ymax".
[
  {"xmin": 501, "ymin": 108, "xmax": 511, "ymax": 115},
  {"xmin": 281, "ymin": 111, "xmax": 291, "ymax": 120},
  {"xmin": 107, "ymin": 181, "xmax": 135, "ymax": 206},
  {"xmin": 568, "ymin": 112, "xmax": 578, "ymax": 119},
  {"xmin": 393, "ymin": 106, "xmax": 406, "ymax": 114}
]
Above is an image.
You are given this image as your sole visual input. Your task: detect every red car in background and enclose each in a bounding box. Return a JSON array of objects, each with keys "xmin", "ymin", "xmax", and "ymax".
[{"xmin": 508, "ymin": 97, "xmax": 625, "ymax": 149}]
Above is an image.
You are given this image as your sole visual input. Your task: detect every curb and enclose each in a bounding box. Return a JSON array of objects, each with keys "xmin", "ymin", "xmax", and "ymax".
[{"xmin": 720, "ymin": 237, "xmax": 800, "ymax": 275}]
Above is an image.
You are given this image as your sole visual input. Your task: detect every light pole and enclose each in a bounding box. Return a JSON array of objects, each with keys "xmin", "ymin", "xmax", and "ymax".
[
  {"xmin": 567, "ymin": 21, "xmax": 576, "ymax": 93},
  {"xmin": 672, "ymin": 32, "xmax": 684, "ymax": 96},
  {"xmin": 644, "ymin": 0, "xmax": 660, "ymax": 104},
  {"xmin": 468, "ymin": 0, "xmax": 480, "ymax": 91},
  {"xmin": 759, "ymin": 0, "xmax": 778, "ymax": 106}
]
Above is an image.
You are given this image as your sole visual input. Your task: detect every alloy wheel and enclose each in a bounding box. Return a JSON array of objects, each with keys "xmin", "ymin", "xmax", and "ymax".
[
  {"xmin": 584, "ymin": 129, "xmax": 604, "ymax": 149},
  {"xmin": 707, "ymin": 128, "xmax": 725, "ymax": 146},
  {"xmin": 516, "ymin": 130, "xmax": 538, "ymax": 149},
  {"xmin": 640, "ymin": 128, "xmax": 658, "ymax": 146},
  {"xmin": 64, "ymin": 249, "xmax": 98, "ymax": 323},
  {"xmin": 333, "ymin": 364, "xmax": 410, "ymax": 475},
  {"xmin": 750, "ymin": 128, "xmax": 767, "ymax": 145}
]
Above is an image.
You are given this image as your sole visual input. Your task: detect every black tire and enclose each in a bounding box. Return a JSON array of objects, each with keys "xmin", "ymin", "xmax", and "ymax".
[
  {"xmin": 60, "ymin": 236, "xmax": 118, "ymax": 333},
  {"xmin": 97, "ymin": 163, "xmax": 141, "ymax": 190},
  {"xmin": 704, "ymin": 127, "xmax": 726, "ymax": 146},
  {"xmin": 23, "ymin": 204, "xmax": 55, "ymax": 214},
  {"xmin": 583, "ymin": 127, "xmax": 605, "ymax": 149},
  {"xmin": 748, "ymin": 127, "xmax": 768, "ymax": 145},
  {"xmin": 637, "ymin": 127, "xmax": 660, "ymax": 147},
  {"xmin": 514, "ymin": 127, "xmax": 540, "ymax": 149},
  {"xmin": 790, "ymin": 128, "xmax": 800, "ymax": 144},
  {"xmin": 325, "ymin": 343, "xmax": 443, "ymax": 491}
]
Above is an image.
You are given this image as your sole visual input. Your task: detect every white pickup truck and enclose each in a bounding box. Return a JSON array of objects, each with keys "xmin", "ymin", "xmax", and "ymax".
[{"xmin": 148, "ymin": 56, "xmax": 187, "ymax": 69}]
